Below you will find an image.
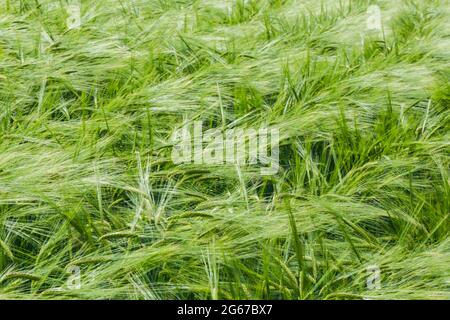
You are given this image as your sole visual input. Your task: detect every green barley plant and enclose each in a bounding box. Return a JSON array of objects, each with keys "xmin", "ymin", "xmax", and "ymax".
[{"xmin": 0, "ymin": 0, "xmax": 449, "ymax": 299}]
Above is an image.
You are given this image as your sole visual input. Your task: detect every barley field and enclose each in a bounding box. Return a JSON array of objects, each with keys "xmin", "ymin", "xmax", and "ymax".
[{"xmin": 0, "ymin": 0, "xmax": 449, "ymax": 299}]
